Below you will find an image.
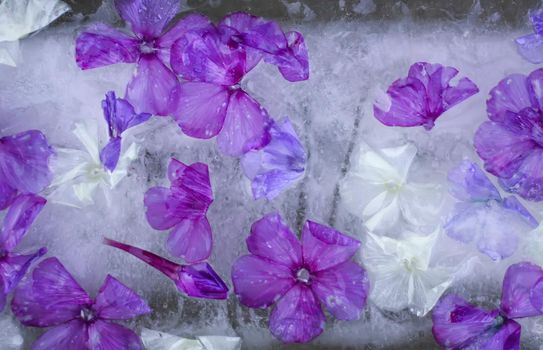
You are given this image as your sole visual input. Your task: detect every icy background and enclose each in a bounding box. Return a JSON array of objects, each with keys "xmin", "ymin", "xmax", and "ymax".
[{"xmin": 2, "ymin": 0, "xmax": 543, "ymax": 349}]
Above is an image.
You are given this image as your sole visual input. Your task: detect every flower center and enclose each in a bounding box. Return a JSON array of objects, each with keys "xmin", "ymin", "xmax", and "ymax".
[
  {"xmin": 402, "ymin": 257, "xmax": 421, "ymax": 272},
  {"xmin": 493, "ymin": 315, "xmax": 505, "ymax": 328},
  {"xmin": 296, "ymin": 268, "xmax": 311, "ymax": 284},
  {"xmin": 140, "ymin": 41, "xmax": 155, "ymax": 54},
  {"xmin": 229, "ymin": 83, "xmax": 241, "ymax": 91},
  {"xmin": 80, "ymin": 307, "xmax": 96, "ymax": 322},
  {"xmin": 384, "ymin": 181, "xmax": 402, "ymax": 193}
]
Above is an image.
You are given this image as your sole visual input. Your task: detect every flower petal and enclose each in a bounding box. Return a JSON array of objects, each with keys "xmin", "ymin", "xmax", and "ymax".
[
  {"xmin": 302, "ymin": 221, "xmax": 360, "ymax": 272},
  {"xmin": 167, "ymin": 160, "xmax": 213, "ymax": 205},
  {"xmin": 529, "ymin": 277, "xmax": 543, "ymax": 312},
  {"xmin": 12, "ymin": 257, "xmax": 92, "ymax": 327},
  {"xmin": 115, "ymin": 0, "xmax": 179, "ymax": 40},
  {"xmin": 217, "ymin": 90, "xmax": 271, "ymax": 156},
  {"xmin": 177, "ymin": 262, "xmax": 228, "ymax": 300},
  {"xmin": 447, "ymin": 160, "xmax": 501, "ymax": 202},
  {"xmin": 273, "ymin": 31, "xmax": 310, "ymax": 82},
  {"xmin": 246, "ymin": 212, "xmax": 302, "ymax": 269},
  {"xmin": 143, "ymin": 187, "xmax": 181, "ymax": 230},
  {"xmin": 100, "ymin": 137, "xmax": 121, "ymax": 172},
  {"xmin": 102, "ymin": 91, "xmax": 151, "ymax": 137},
  {"xmin": 75, "ymin": 23, "xmax": 140, "ymax": 70},
  {"xmin": 166, "ymin": 217, "xmax": 212, "ymax": 263},
  {"xmin": 231, "ymin": 255, "xmax": 295, "ymax": 308},
  {"xmin": 0, "ymin": 248, "xmax": 46, "ymax": 295},
  {"xmin": 0, "ymin": 178, "xmax": 17, "ymax": 210},
  {"xmin": 94, "ymin": 275, "xmax": 151, "ymax": 320},
  {"xmin": 88, "ymin": 320, "xmax": 144, "ymax": 350},
  {"xmin": 486, "ymin": 73, "xmax": 538, "ymax": 122},
  {"xmin": 498, "ymin": 148, "xmax": 543, "ymax": 201},
  {"xmin": 0, "ymin": 194, "xmax": 45, "ymax": 252},
  {"xmin": 311, "ymin": 261, "xmax": 369, "ymax": 320},
  {"xmin": 477, "ymin": 320, "xmax": 521, "ymax": 350},
  {"xmin": 269, "ymin": 284, "xmax": 325, "ymax": 343},
  {"xmin": 500, "ymin": 262, "xmax": 543, "ymax": 318},
  {"xmin": 125, "ymin": 54, "xmax": 179, "ymax": 116},
  {"xmin": 31, "ymin": 320, "xmax": 89, "ymax": 350}
]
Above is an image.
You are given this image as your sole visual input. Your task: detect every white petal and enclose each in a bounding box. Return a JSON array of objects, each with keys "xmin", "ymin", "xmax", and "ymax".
[
  {"xmin": 399, "ymin": 183, "xmax": 443, "ymax": 227},
  {"xmin": 364, "ymin": 195, "xmax": 400, "ymax": 232},
  {"xmin": 198, "ymin": 336, "xmax": 242, "ymax": 350},
  {"xmin": 0, "ymin": 41, "xmax": 20, "ymax": 67},
  {"xmin": 109, "ymin": 142, "xmax": 139, "ymax": 188},
  {"xmin": 73, "ymin": 123, "xmax": 100, "ymax": 164}
]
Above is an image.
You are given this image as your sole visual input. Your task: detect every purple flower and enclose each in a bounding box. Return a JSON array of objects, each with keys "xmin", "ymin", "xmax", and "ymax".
[
  {"xmin": 231, "ymin": 213, "xmax": 369, "ymax": 343},
  {"xmin": 516, "ymin": 8, "xmax": 543, "ymax": 63},
  {"xmin": 241, "ymin": 118, "xmax": 306, "ymax": 200},
  {"xmin": 432, "ymin": 262, "xmax": 543, "ymax": 349},
  {"xmin": 75, "ymin": 0, "xmax": 209, "ymax": 115},
  {"xmin": 11, "ymin": 257, "xmax": 151, "ymax": 349},
  {"xmin": 444, "ymin": 160, "xmax": 537, "ymax": 261},
  {"xmin": 373, "ymin": 62, "xmax": 479, "ymax": 130},
  {"xmin": 0, "ymin": 130, "xmax": 54, "ymax": 210},
  {"xmin": 0, "ymin": 194, "xmax": 47, "ymax": 311},
  {"xmin": 474, "ymin": 69, "xmax": 543, "ymax": 201},
  {"xmin": 144, "ymin": 158, "xmax": 213, "ymax": 263},
  {"xmin": 104, "ymin": 238, "xmax": 228, "ymax": 300},
  {"xmin": 99, "ymin": 91, "xmax": 151, "ymax": 172}
]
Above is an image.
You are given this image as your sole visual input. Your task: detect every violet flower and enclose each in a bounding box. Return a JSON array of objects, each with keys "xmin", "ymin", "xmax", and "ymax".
[
  {"xmin": 432, "ymin": 262, "xmax": 543, "ymax": 349},
  {"xmin": 373, "ymin": 62, "xmax": 479, "ymax": 130},
  {"xmin": 0, "ymin": 194, "xmax": 47, "ymax": 312},
  {"xmin": 11, "ymin": 257, "xmax": 151, "ymax": 349},
  {"xmin": 241, "ymin": 118, "xmax": 306, "ymax": 200},
  {"xmin": 144, "ymin": 158, "xmax": 214, "ymax": 263},
  {"xmin": 475, "ymin": 69, "xmax": 543, "ymax": 201},
  {"xmin": 0, "ymin": 130, "xmax": 54, "ymax": 210},
  {"xmin": 104, "ymin": 238, "xmax": 228, "ymax": 300},
  {"xmin": 516, "ymin": 8, "xmax": 543, "ymax": 64},
  {"xmin": 444, "ymin": 160, "xmax": 538, "ymax": 261},
  {"xmin": 231, "ymin": 213, "xmax": 369, "ymax": 343},
  {"xmin": 75, "ymin": 0, "xmax": 209, "ymax": 115}
]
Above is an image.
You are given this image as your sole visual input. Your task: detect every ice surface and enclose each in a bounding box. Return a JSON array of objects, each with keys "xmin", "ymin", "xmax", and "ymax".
[{"xmin": 1, "ymin": 1, "xmax": 543, "ymax": 349}]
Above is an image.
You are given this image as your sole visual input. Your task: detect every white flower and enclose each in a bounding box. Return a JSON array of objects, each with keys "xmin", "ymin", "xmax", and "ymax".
[
  {"xmin": 141, "ymin": 328, "xmax": 241, "ymax": 350},
  {"xmin": 340, "ymin": 143, "xmax": 442, "ymax": 232}
]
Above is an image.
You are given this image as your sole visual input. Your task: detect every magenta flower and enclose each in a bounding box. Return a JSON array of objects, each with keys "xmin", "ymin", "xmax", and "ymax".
[
  {"xmin": 75, "ymin": 0, "xmax": 209, "ymax": 115},
  {"xmin": 0, "ymin": 194, "xmax": 47, "ymax": 311},
  {"xmin": 516, "ymin": 8, "xmax": 543, "ymax": 64},
  {"xmin": 0, "ymin": 130, "xmax": 54, "ymax": 210},
  {"xmin": 104, "ymin": 238, "xmax": 228, "ymax": 300},
  {"xmin": 12, "ymin": 257, "xmax": 151, "ymax": 349},
  {"xmin": 432, "ymin": 262, "xmax": 543, "ymax": 349},
  {"xmin": 231, "ymin": 213, "xmax": 369, "ymax": 343},
  {"xmin": 373, "ymin": 62, "xmax": 479, "ymax": 130},
  {"xmin": 241, "ymin": 118, "xmax": 306, "ymax": 200},
  {"xmin": 144, "ymin": 158, "xmax": 213, "ymax": 263},
  {"xmin": 474, "ymin": 69, "xmax": 543, "ymax": 201}
]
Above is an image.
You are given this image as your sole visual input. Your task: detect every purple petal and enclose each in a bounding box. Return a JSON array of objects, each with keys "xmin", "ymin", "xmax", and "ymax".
[
  {"xmin": 94, "ymin": 275, "xmax": 151, "ymax": 320},
  {"xmin": 171, "ymin": 82, "xmax": 229, "ymax": 139},
  {"xmin": 231, "ymin": 255, "xmax": 295, "ymax": 308},
  {"xmin": 99, "ymin": 137, "xmax": 121, "ymax": 172},
  {"xmin": 31, "ymin": 320, "xmax": 89, "ymax": 350},
  {"xmin": 444, "ymin": 203, "xmax": 482, "ymax": 244},
  {"xmin": 247, "ymin": 213, "xmax": 302, "ymax": 269},
  {"xmin": 269, "ymin": 284, "xmax": 325, "ymax": 343},
  {"xmin": 12, "ymin": 257, "xmax": 92, "ymax": 327},
  {"xmin": 477, "ymin": 320, "xmax": 521, "ymax": 350},
  {"xmin": 144, "ymin": 187, "xmax": 182, "ymax": 230},
  {"xmin": 88, "ymin": 320, "xmax": 143, "ymax": 350},
  {"xmin": 502, "ymin": 195, "xmax": 538, "ymax": 227},
  {"xmin": 166, "ymin": 217, "xmax": 212, "ymax": 263},
  {"xmin": 486, "ymin": 73, "xmax": 538, "ymax": 123},
  {"xmin": 498, "ymin": 148, "xmax": 543, "ymax": 201},
  {"xmin": 311, "ymin": 261, "xmax": 369, "ymax": 321},
  {"xmin": 302, "ymin": 221, "xmax": 360, "ymax": 272},
  {"xmin": 125, "ymin": 54, "xmax": 180, "ymax": 116},
  {"xmin": 0, "ymin": 282, "xmax": 5, "ymax": 312},
  {"xmin": 0, "ymin": 130, "xmax": 54, "ymax": 194},
  {"xmin": 0, "ymin": 194, "xmax": 46, "ymax": 252},
  {"xmin": 178, "ymin": 262, "xmax": 229, "ymax": 300},
  {"xmin": 517, "ymin": 34, "xmax": 543, "ymax": 64},
  {"xmin": 272, "ymin": 31, "xmax": 310, "ymax": 82},
  {"xmin": 531, "ymin": 8, "xmax": 543, "ymax": 34},
  {"xmin": 447, "ymin": 160, "xmax": 501, "ymax": 202},
  {"xmin": 167, "ymin": 160, "xmax": 213, "ymax": 203},
  {"xmin": 0, "ymin": 248, "xmax": 47, "ymax": 296},
  {"xmin": 500, "ymin": 262, "xmax": 543, "ymax": 318},
  {"xmin": 0, "ymin": 180, "xmax": 17, "ymax": 210},
  {"xmin": 102, "ymin": 90, "xmax": 151, "ymax": 137},
  {"xmin": 529, "ymin": 277, "xmax": 543, "ymax": 312},
  {"xmin": 115, "ymin": 0, "xmax": 179, "ymax": 40},
  {"xmin": 217, "ymin": 90, "xmax": 271, "ymax": 156},
  {"xmin": 75, "ymin": 23, "xmax": 140, "ymax": 70}
]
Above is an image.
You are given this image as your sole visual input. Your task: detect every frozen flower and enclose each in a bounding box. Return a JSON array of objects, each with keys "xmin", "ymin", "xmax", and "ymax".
[
  {"xmin": 0, "ymin": 315, "xmax": 23, "ymax": 350},
  {"xmin": 432, "ymin": 262, "xmax": 543, "ymax": 349},
  {"xmin": 340, "ymin": 143, "xmax": 442, "ymax": 232},
  {"xmin": 444, "ymin": 160, "xmax": 538, "ymax": 261},
  {"xmin": 144, "ymin": 158, "xmax": 214, "ymax": 263},
  {"xmin": 373, "ymin": 62, "xmax": 479, "ymax": 130},
  {"xmin": 141, "ymin": 328, "xmax": 241, "ymax": 350},
  {"xmin": 516, "ymin": 8, "xmax": 543, "ymax": 63},
  {"xmin": 0, "ymin": 194, "xmax": 47, "ymax": 311},
  {"xmin": 104, "ymin": 238, "xmax": 228, "ymax": 300},
  {"xmin": 12, "ymin": 257, "xmax": 151, "ymax": 349},
  {"xmin": 0, "ymin": 130, "xmax": 54, "ymax": 210},
  {"xmin": 231, "ymin": 213, "xmax": 369, "ymax": 343},
  {"xmin": 0, "ymin": 0, "xmax": 69, "ymax": 67},
  {"xmin": 75, "ymin": 0, "xmax": 208, "ymax": 115},
  {"xmin": 363, "ymin": 229, "xmax": 465, "ymax": 317},
  {"xmin": 474, "ymin": 69, "xmax": 543, "ymax": 201},
  {"xmin": 241, "ymin": 118, "xmax": 306, "ymax": 200}
]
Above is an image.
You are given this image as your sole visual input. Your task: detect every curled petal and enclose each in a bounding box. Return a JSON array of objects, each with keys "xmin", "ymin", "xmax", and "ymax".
[
  {"xmin": 274, "ymin": 31, "xmax": 309, "ymax": 82},
  {"xmin": 166, "ymin": 217, "xmax": 212, "ymax": 263},
  {"xmin": 115, "ymin": 0, "xmax": 179, "ymax": 40},
  {"xmin": 177, "ymin": 262, "xmax": 228, "ymax": 300},
  {"xmin": 94, "ymin": 275, "xmax": 151, "ymax": 320},
  {"xmin": 0, "ymin": 248, "xmax": 46, "ymax": 295},
  {"xmin": 500, "ymin": 262, "xmax": 543, "ymax": 318},
  {"xmin": 88, "ymin": 320, "xmax": 144, "ymax": 350},
  {"xmin": 0, "ymin": 194, "xmax": 46, "ymax": 252},
  {"xmin": 102, "ymin": 91, "xmax": 151, "ymax": 137}
]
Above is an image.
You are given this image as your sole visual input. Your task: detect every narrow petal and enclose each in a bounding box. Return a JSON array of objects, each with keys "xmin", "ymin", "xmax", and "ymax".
[
  {"xmin": 311, "ymin": 261, "xmax": 369, "ymax": 320},
  {"xmin": 88, "ymin": 320, "xmax": 143, "ymax": 350},
  {"xmin": 0, "ymin": 248, "xmax": 47, "ymax": 295},
  {"xmin": 100, "ymin": 137, "xmax": 121, "ymax": 172},
  {"xmin": 31, "ymin": 320, "xmax": 89, "ymax": 350},
  {"xmin": 115, "ymin": 0, "xmax": 179, "ymax": 40},
  {"xmin": 500, "ymin": 262, "xmax": 543, "ymax": 318},
  {"xmin": 75, "ymin": 23, "xmax": 140, "ymax": 70},
  {"xmin": 274, "ymin": 31, "xmax": 310, "ymax": 82},
  {"xmin": 302, "ymin": 221, "xmax": 360, "ymax": 272},
  {"xmin": 12, "ymin": 257, "xmax": 92, "ymax": 327},
  {"xmin": 269, "ymin": 284, "xmax": 325, "ymax": 343},
  {"xmin": 231, "ymin": 255, "xmax": 295, "ymax": 308},
  {"xmin": 102, "ymin": 91, "xmax": 151, "ymax": 137},
  {"xmin": 247, "ymin": 213, "xmax": 302, "ymax": 269},
  {"xmin": 447, "ymin": 160, "xmax": 501, "ymax": 202},
  {"xmin": 171, "ymin": 82, "xmax": 229, "ymax": 139},
  {"xmin": 217, "ymin": 90, "xmax": 271, "ymax": 156},
  {"xmin": 177, "ymin": 262, "xmax": 228, "ymax": 300},
  {"xmin": 0, "ymin": 194, "xmax": 46, "ymax": 252},
  {"xmin": 125, "ymin": 54, "xmax": 179, "ymax": 116},
  {"xmin": 94, "ymin": 275, "xmax": 151, "ymax": 320},
  {"xmin": 166, "ymin": 217, "xmax": 212, "ymax": 263}
]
